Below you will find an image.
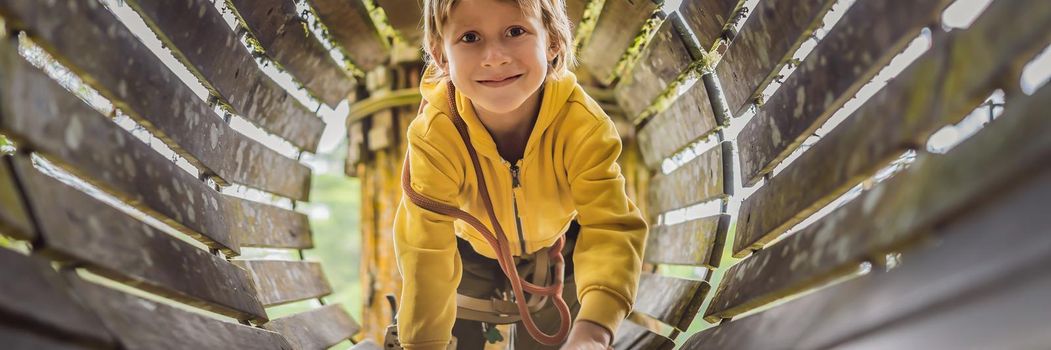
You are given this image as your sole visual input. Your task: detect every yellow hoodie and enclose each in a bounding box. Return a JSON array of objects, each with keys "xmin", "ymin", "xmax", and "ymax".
[{"xmin": 393, "ymin": 65, "xmax": 648, "ymax": 349}]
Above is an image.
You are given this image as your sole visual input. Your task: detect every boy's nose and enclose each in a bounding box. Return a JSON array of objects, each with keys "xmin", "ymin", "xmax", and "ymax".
[{"xmin": 481, "ymin": 43, "xmax": 511, "ymax": 67}]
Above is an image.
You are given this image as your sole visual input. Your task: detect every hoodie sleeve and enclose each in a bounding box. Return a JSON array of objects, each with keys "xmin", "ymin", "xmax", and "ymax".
[
  {"xmin": 393, "ymin": 122, "xmax": 463, "ymax": 350},
  {"xmin": 565, "ymin": 117, "xmax": 649, "ymax": 338}
]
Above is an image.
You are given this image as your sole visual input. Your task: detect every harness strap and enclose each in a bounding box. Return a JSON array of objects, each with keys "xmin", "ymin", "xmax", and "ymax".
[{"xmin": 400, "ymin": 81, "xmax": 571, "ymax": 345}]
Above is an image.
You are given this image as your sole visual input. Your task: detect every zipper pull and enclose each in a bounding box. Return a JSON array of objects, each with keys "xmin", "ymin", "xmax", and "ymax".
[{"xmin": 509, "ymin": 165, "xmax": 521, "ymax": 188}]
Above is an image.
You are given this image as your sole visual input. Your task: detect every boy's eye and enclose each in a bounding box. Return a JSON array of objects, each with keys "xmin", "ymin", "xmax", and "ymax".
[
  {"xmin": 460, "ymin": 32, "xmax": 480, "ymax": 43},
  {"xmin": 507, "ymin": 27, "xmax": 526, "ymax": 37}
]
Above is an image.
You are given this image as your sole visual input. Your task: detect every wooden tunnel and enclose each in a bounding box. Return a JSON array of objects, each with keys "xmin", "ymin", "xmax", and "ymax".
[{"xmin": 0, "ymin": 0, "xmax": 1049, "ymax": 349}]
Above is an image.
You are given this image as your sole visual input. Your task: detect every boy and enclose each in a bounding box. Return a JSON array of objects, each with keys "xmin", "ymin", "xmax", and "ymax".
[{"xmin": 393, "ymin": 0, "xmax": 648, "ymax": 348}]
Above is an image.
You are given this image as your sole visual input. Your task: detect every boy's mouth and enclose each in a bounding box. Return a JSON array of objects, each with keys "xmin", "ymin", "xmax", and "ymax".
[{"xmin": 477, "ymin": 74, "xmax": 523, "ymax": 87}]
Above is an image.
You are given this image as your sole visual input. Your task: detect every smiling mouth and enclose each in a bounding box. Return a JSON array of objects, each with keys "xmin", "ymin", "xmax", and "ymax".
[{"xmin": 478, "ymin": 74, "xmax": 523, "ymax": 87}]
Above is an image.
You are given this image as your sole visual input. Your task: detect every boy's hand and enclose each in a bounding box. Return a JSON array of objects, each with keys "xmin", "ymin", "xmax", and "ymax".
[{"xmin": 560, "ymin": 320, "xmax": 613, "ymax": 350}]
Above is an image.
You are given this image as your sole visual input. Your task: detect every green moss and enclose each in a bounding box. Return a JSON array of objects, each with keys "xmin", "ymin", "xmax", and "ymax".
[
  {"xmin": 362, "ymin": 0, "xmax": 403, "ymax": 49},
  {"xmin": 573, "ymin": 0, "xmax": 607, "ymax": 51},
  {"xmin": 609, "ymin": 10, "xmax": 664, "ymax": 84}
]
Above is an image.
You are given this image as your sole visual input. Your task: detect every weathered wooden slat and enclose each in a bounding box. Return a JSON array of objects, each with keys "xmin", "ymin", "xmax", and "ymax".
[
  {"xmin": 708, "ymin": 81, "xmax": 1051, "ymax": 322},
  {"xmin": 0, "ymin": 323, "xmax": 96, "ymax": 350},
  {"xmin": 227, "ymin": 0, "xmax": 355, "ymax": 107},
  {"xmin": 732, "ymin": 0, "xmax": 1051, "ymax": 258},
  {"xmin": 645, "ymin": 214, "xmax": 729, "ymax": 268},
  {"xmin": 125, "ymin": 0, "xmax": 325, "ymax": 152},
  {"xmin": 566, "ymin": 0, "xmax": 587, "ymax": 30},
  {"xmin": 65, "ymin": 275, "xmax": 294, "ymax": 350},
  {"xmin": 634, "ymin": 272, "xmax": 709, "ymax": 331},
  {"xmin": 614, "ymin": 14, "xmax": 693, "ymax": 119},
  {"xmin": 233, "ymin": 260, "xmax": 333, "ymax": 306},
  {"xmin": 227, "ymin": 197, "xmax": 314, "ymax": 249},
  {"xmin": 0, "ymin": 248, "xmax": 114, "ymax": 347},
  {"xmin": 376, "ymin": 0, "xmax": 424, "ymax": 44},
  {"xmin": 716, "ymin": 0, "xmax": 837, "ymax": 116},
  {"xmin": 579, "ymin": 0, "xmax": 660, "ymax": 85},
  {"xmin": 737, "ymin": 0, "xmax": 953, "ymax": 186},
  {"xmin": 678, "ymin": 0, "xmax": 739, "ymax": 49},
  {"xmin": 0, "ymin": 0, "xmax": 312, "ymax": 201},
  {"xmin": 11, "ymin": 157, "xmax": 268, "ymax": 323},
  {"xmin": 613, "ymin": 321, "xmax": 674, "ymax": 350},
  {"xmin": 648, "ymin": 142, "xmax": 732, "ymax": 216},
  {"xmin": 0, "ymin": 156, "xmax": 32, "ymax": 240},
  {"xmin": 636, "ymin": 80, "xmax": 719, "ymax": 170},
  {"xmin": 262, "ymin": 303, "xmax": 361, "ymax": 350},
  {"xmin": 0, "ymin": 45, "xmax": 242, "ymax": 255},
  {"xmin": 686, "ymin": 167, "xmax": 1051, "ymax": 349},
  {"xmin": 306, "ymin": 0, "xmax": 389, "ymax": 72}
]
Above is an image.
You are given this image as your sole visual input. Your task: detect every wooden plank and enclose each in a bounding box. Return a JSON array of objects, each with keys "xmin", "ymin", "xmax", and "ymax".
[
  {"xmin": 0, "ymin": 0, "xmax": 313, "ymax": 201},
  {"xmin": 715, "ymin": 0, "xmax": 837, "ymax": 116},
  {"xmin": 227, "ymin": 0, "xmax": 356, "ymax": 107},
  {"xmin": 614, "ymin": 14, "xmax": 693, "ymax": 119},
  {"xmin": 0, "ymin": 248, "xmax": 114, "ymax": 347},
  {"xmin": 10, "ymin": 157, "xmax": 268, "ymax": 323},
  {"xmin": 634, "ymin": 272, "xmax": 709, "ymax": 331},
  {"xmin": 647, "ymin": 142, "xmax": 732, "ymax": 216},
  {"xmin": 636, "ymin": 80, "xmax": 719, "ymax": 170},
  {"xmin": 686, "ymin": 167, "xmax": 1051, "ymax": 349},
  {"xmin": 567, "ymin": 0, "xmax": 588, "ymax": 30},
  {"xmin": 0, "ymin": 323, "xmax": 97, "ymax": 350},
  {"xmin": 645, "ymin": 214, "xmax": 729, "ymax": 268},
  {"xmin": 262, "ymin": 303, "xmax": 361, "ymax": 350},
  {"xmin": 125, "ymin": 0, "xmax": 326, "ymax": 152},
  {"xmin": 579, "ymin": 0, "xmax": 659, "ymax": 86},
  {"xmin": 376, "ymin": 0, "xmax": 424, "ymax": 44},
  {"xmin": 737, "ymin": 0, "xmax": 953, "ymax": 186},
  {"xmin": 612, "ymin": 321, "xmax": 674, "ymax": 350},
  {"xmin": 306, "ymin": 0, "xmax": 389, "ymax": 72},
  {"xmin": 0, "ymin": 45, "xmax": 242, "ymax": 255},
  {"xmin": 732, "ymin": 0, "xmax": 1051, "ymax": 258},
  {"xmin": 0, "ymin": 155, "xmax": 32, "ymax": 240},
  {"xmin": 678, "ymin": 0, "xmax": 740, "ymax": 49},
  {"xmin": 233, "ymin": 260, "xmax": 333, "ymax": 306},
  {"xmin": 65, "ymin": 275, "xmax": 294, "ymax": 350},
  {"xmin": 708, "ymin": 80, "xmax": 1051, "ymax": 321},
  {"xmin": 226, "ymin": 197, "xmax": 313, "ymax": 249}
]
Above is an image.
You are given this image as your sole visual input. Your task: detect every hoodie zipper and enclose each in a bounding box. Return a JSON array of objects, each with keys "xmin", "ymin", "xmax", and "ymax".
[{"xmin": 508, "ymin": 162, "xmax": 528, "ymax": 255}]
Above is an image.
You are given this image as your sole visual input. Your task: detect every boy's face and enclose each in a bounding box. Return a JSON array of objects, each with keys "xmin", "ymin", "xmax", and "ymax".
[{"xmin": 440, "ymin": 0, "xmax": 557, "ymax": 115}]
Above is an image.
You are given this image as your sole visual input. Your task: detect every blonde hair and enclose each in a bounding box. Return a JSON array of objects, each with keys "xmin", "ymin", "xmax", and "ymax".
[{"xmin": 422, "ymin": 0, "xmax": 577, "ymax": 82}]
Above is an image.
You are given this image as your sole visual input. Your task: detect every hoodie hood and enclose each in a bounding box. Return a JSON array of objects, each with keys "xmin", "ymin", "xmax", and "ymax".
[{"xmin": 419, "ymin": 64, "xmax": 579, "ymax": 162}]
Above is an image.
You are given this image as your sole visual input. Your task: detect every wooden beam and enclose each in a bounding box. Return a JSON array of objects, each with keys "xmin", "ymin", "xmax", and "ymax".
[
  {"xmin": 227, "ymin": 0, "xmax": 356, "ymax": 107},
  {"xmin": 736, "ymin": 0, "xmax": 953, "ymax": 186},
  {"xmin": 0, "ymin": 0, "xmax": 312, "ymax": 201},
  {"xmin": 125, "ymin": 0, "xmax": 326, "ymax": 152},
  {"xmin": 262, "ymin": 303, "xmax": 361, "ymax": 350},
  {"xmin": 11, "ymin": 156, "xmax": 268, "ymax": 323},
  {"xmin": 647, "ymin": 142, "xmax": 732, "ymax": 217},
  {"xmin": 233, "ymin": 260, "xmax": 333, "ymax": 306},
  {"xmin": 709, "ymin": 80, "xmax": 1051, "ymax": 322},
  {"xmin": 0, "ymin": 248, "xmax": 114, "ymax": 347},
  {"xmin": 733, "ymin": 0, "xmax": 1051, "ymax": 258},
  {"xmin": 634, "ymin": 272, "xmax": 710, "ymax": 331},
  {"xmin": 66, "ymin": 275, "xmax": 293, "ymax": 349},
  {"xmin": 0, "ymin": 155, "xmax": 31, "ymax": 240},
  {"xmin": 306, "ymin": 0, "xmax": 390, "ymax": 71},
  {"xmin": 645, "ymin": 214, "xmax": 729, "ymax": 268},
  {"xmin": 636, "ymin": 76, "xmax": 719, "ymax": 170},
  {"xmin": 715, "ymin": 0, "xmax": 837, "ymax": 116},
  {"xmin": 579, "ymin": 0, "xmax": 660, "ymax": 86},
  {"xmin": 687, "ymin": 167, "xmax": 1051, "ymax": 348},
  {"xmin": 614, "ymin": 14, "xmax": 693, "ymax": 119},
  {"xmin": 677, "ymin": 0, "xmax": 740, "ymax": 50}
]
